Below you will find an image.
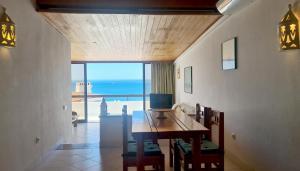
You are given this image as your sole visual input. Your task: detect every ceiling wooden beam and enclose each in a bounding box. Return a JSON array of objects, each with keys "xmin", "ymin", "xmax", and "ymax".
[{"xmin": 36, "ymin": 0, "xmax": 220, "ymax": 15}]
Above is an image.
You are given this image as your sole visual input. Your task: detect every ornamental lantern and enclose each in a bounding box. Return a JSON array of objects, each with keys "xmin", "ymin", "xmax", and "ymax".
[
  {"xmin": 0, "ymin": 7, "xmax": 16, "ymax": 48},
  {"xmin": 279, "ymin": 4, "xmax": 299, "ymax": 50}
]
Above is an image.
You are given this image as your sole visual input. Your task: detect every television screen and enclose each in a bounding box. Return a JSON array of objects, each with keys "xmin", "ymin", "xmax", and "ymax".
[{"xmin": 150, "ymin": 94, "xmax": 173, "ymax": 109}]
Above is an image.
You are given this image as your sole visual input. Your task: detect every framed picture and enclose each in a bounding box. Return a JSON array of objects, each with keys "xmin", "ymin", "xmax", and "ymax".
[
  {"xmin": 222, "ymin": 37, "xmax": 237, "ymax": 70},
  {"xmin": 176, "ymin": 66, "xmax": 180, "ymax": 79},
  {"xmin": 184, "ymin": 66, "xmax": 192, "ymax": 94}
]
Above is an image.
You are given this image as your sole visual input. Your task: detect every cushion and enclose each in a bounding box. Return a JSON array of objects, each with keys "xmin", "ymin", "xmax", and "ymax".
[
  {"xmin": 127, "ymin": 139, "xmax": 154, "ymax": 144},
  {"xmin": 178, "ymin": 139, "xmax": 219, "ymax": 155},
  {"xmin": 180, "ymin": 103, "xmax": 195, "ymax": 115},
  {"xmin": 126, "ymin": 142, "xmax": 162, "ymax": 156}
]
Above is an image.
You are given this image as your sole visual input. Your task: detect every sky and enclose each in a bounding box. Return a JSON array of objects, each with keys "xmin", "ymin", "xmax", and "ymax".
[{"xmin": 72, "ymin": 63, "xmax": 150, "ymax": 80}]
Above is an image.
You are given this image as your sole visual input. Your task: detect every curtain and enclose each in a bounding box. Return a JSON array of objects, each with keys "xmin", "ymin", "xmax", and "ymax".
[{"xmin": 151, "ymin": 63, "xmax": 175, "ymax": 94}]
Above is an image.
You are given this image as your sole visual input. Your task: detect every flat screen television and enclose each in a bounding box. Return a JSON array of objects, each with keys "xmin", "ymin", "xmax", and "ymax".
[{"xmin": 150, "ymin": 93, "xmax": 173, "ymax": 109}]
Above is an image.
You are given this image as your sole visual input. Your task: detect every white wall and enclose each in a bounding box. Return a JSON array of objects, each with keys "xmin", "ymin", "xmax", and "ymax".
[
  {"xmin": 175, "ymin": 0, "xmax": 300, "ymax": 170},
  {"xmin": 0, "ymin": 0, "xmax": 72, "ymax": 170}
]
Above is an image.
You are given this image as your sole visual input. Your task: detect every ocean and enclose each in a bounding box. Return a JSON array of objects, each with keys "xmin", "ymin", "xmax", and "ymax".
[{"xmin": 72, "ymin": 80, "xmax": 151, "ymax": 101}]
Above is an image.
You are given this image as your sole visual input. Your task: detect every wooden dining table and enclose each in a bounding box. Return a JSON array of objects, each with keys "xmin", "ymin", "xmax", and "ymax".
[{"xmin": 131, "ymin": 109, "xmax": 209, "ymax": 171}]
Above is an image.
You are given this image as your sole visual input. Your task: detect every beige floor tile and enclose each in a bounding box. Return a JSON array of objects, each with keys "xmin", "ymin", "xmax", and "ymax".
[
  {"xmin": 35, "ymin": 123, "xmax": 244, "ymax": 171},
  {"xmin": 72, "ymin": 159, "xmax": 99, "ymax": 170},
  {"xmin": 35, "ymin": 164, "xmax": 81, "ymax": 171},
  {"xmin": 85, "ymin": 164, "xmax": 102, "ymax": 171}
]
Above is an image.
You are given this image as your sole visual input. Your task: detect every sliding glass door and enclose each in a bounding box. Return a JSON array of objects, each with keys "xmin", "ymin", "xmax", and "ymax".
[
  {"xmin": 71, "ymin": 62, "xmax": 150, "ymax": 122},
  {"xmin": 144, "ymin": 63, "xmax": 152, "ymax": 110},
  {"xmin": 71, "ymin": 64, "xmax": 87, "ymax": 122},
  {"xmin": 86, "ymin": 63, "xmax": 143, "ymax": 122}
]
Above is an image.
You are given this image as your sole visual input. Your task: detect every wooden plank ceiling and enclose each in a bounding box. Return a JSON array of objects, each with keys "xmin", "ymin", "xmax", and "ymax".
[
  {"xmin": 39, "ymin": 0, "xmax": 221, "ymax": 61},
  {"xmin": 43, "ymin": 13, "xmax": 220, "ymax": 61}
]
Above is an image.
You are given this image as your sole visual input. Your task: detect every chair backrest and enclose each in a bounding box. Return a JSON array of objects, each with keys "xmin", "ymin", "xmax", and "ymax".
[
  {"xmin": 209, "ymin": 110, "xmax": 224, "ymax": 152},
  {"xmin": 196, "ymin": 104, "xmax": 210, "ymax": 126},
  {"xmin": 194, "ymin": 104, "xmax": 224, "ymax": 151},
  {"xmin": 72, "ymin": 111, "xmax": 77, "ymax": 116},
  {"xmin": 122, "ymin": 105, "xmax": 128, "ymax": 154},
  {"xmin": 196, "ymin": 103, "xmax": 212, "ymax": 140}
]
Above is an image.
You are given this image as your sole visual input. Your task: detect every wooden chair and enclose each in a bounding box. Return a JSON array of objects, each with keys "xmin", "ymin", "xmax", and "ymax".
[
  {"xmin": 168, "ymin": 104, "xmax": 182, "ymax": 167},
  {"xmin": 169, "ymin": 104, "xmax": 210, "ymax": 167},
  {"xmin": 72, "ymin": 111, "xmax": 78, "ymax": 127},
  {"xmin": 122, "ymin": 105, "xmax": 165, "ymax": 171},
  {"xmin": 174, "ymin": 108, "xmax": 224, "ymax": 171}
]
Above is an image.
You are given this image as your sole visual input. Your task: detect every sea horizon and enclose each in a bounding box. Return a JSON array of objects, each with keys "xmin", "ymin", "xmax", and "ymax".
[
  {"xmin": 73, "ymin": 79, "xmax": 147, "ymax": 81},
  {"xmin": 72, "ymin": 79, "xmax": 151, "ymax": 101}
]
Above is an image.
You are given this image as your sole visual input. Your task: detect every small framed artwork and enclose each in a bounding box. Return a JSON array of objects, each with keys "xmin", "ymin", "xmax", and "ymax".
[
  {"xmin": 176, "ymin": 67, "xmax": 180, "ymax": 79},
  {"xmin": 184, "ymin": 66, "xmax": 192, "ymax": 94},
  {"xmin": 222, "ymin": 37, "xmax": 237, "ymax": 70}
]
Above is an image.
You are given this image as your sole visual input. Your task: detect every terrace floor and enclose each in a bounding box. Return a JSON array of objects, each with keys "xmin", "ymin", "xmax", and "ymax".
[
  {"xmin": 34, "ymin": 123, "xmax": 244, "ymax": 171},
  {"xmin": 72, "ymin": 98, "xmax": 145, "ymax": 122}
]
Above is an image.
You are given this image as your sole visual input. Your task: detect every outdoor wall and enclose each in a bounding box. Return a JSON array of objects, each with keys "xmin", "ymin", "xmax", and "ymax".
[
  {"xmin": 0, "ymin": 0, "xmax": 71, "ymax": 171},
  {"xmin": 174, "ymin": 0, "xmax": 300, "ymax": 170}
]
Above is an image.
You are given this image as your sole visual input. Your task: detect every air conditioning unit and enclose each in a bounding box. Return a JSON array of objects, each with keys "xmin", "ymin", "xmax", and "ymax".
[{"xmin": 217, "ymin": 0, "xmax": 255, "ymax": 15}]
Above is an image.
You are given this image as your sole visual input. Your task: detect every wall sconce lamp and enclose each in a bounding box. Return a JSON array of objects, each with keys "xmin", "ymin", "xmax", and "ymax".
[
  {"xmin": 0, "ymin": 6, "xmax": 16, "ymax": 48},
  {"xmin": 279, "ymin": 4, "xmax": 299, "ymax": 50}
]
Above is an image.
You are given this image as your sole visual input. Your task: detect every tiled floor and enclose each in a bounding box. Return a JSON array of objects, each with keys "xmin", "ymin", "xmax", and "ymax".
[
  {"xmin": 63, "ymin": 123, "xmax": 100, "ymax": 144},
  {"xmin": 34, "ymin": 123, "xmax": 244, "ymax": 171}
]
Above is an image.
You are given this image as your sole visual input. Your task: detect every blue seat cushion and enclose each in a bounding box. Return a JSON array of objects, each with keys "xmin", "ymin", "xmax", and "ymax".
[
  {"xmin": 127, "ymin": 140, "xmax": 155, "ymax": 144},
  {"xmin": 178, "ymin": 139, "xmax": 219, "ymax": 155},
  {"xmin": 126, "ymin": 142, "xmax": 162, "ymax": 156}
]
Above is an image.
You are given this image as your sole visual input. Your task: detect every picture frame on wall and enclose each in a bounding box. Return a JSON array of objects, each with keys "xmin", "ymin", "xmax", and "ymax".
[
  {"xmin": 222, "ymin": 37, "xmax": 237, "ymax": 70},
  {"xmin": 184, "ymin": 66, "xmax": 192, "ymax": 94},
  {"xmin": 176, "ymin": 66, "xmax": 180, "ymax": 79}
]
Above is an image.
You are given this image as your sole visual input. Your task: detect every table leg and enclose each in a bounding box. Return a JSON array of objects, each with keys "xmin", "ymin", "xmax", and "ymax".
[
  {"xmin": 174, "ymin": 142, "xmax": 181, "ymax": 171},
  {"xmin": 191, "ymin": 135, "xmax": 201, "ymax": 171},
  {"xmin": 136, "ymin": 135, "xmax": 144, "ymax": 171}
]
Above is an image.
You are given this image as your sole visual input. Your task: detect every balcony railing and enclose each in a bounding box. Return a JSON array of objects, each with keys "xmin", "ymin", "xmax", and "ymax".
[
  {"xmin": 72, "ymin": 94, "xmax": 145, "ymax": 100},
  {"xmin": 72, "ymin": 94, "xmax": 150, "ymax": 122}
]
